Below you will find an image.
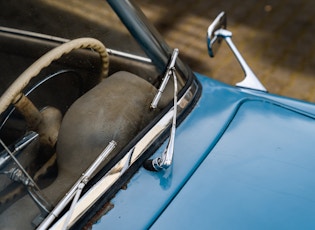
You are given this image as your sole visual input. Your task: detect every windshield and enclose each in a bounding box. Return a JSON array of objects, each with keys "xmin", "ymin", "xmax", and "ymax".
[
  {"xmin": 0, "ymin": 1, "xmax": 198, "ymax": 229},
  {"xmin": 0, "ymin": 0, "xmax": 147, "ymax": 55}
]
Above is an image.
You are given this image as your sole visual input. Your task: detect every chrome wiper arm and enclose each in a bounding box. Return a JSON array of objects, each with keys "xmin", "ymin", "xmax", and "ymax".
[
  {"xmin": 151, "ymin": 48, "xmax": 179, "ymax": 109},
  {"xmin": 38, "ymin": 140, "xmax": 117, "ymax": 230},
  {"xmin": 146, "ymin": 49, "xmax": 179, "ymax": 171},
  {"xmin": 0, "ymin": 131, "xmax": 38, "ymax": 170},
  {"xmin": 0, "ymin": 136, "xmax": 41, "ymax": 191},
  {"xmin": 0, "ymin": 134, "xmax": 53, "ymax": 224},
  {"xmin": 152, "ymin": 70, "xmax": 177, "ymax": 171}
]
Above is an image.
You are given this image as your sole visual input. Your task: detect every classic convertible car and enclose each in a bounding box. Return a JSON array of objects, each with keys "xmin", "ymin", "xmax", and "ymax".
[{"xmin": 0, "ymin": 0, "xmax": 314, "ymax": 229}]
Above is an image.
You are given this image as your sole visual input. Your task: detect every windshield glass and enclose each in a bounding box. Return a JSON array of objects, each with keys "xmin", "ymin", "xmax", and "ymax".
[
  {"xmin": 0, "ymin": 1, "xmax": 197, "ymax": 229},
  {"xmin": 0, "ymin": 0, "xmax": 147, "ymax": 56}
]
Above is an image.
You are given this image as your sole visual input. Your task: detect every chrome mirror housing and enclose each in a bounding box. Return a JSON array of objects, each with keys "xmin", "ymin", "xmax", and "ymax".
[{"xmin": 207, "ymin": 11, "xmax": 226, "ymax": 57}]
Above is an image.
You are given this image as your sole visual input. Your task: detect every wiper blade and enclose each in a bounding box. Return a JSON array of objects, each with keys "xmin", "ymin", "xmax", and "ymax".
[
  {"xmin": 38, "ymin": 140, "xmax": 117, "ymax": 230},
  {"xmin": 0, "ymin": 131, "xmax": 38, "ymax": 170},
  {"xmin": 151, "ymin": 48, "xmax": 179, "ymax": 109},
  {"xmin": 146, "ymin": 49, "xmax": 179, "ymax": 171}
]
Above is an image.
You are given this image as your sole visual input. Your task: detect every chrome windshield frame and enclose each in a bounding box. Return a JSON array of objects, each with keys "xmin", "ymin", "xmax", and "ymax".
[
  {"xmin": 0, "ymin": 26, "xmax": 152, "ymax": 64},
  {"xmin": 107, "ymin": 0, "xmax": 193, "ymax": 79}
]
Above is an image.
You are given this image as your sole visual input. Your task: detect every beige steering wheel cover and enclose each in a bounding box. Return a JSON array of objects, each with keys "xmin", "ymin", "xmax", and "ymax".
[{"xmin": 0, "ymin": 37, "xmax": 109, "ymax": 114}]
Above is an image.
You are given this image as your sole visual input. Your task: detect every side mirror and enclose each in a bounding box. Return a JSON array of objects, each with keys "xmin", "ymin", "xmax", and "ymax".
[
  {"xmin": 207, "ymin": 11, "xmax": 227, "ymax": 57},
  {"xmin": 206, "ymin": 12, "xmax": 267, "ymax": 92}
]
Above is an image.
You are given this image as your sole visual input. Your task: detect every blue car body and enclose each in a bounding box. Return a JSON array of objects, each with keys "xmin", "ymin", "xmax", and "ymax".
[
  {"xmin": 94, "ymin": 74, "xmax": 315, "ymax": 229},
  {"xmin": 0, "ymin": 0, "xmax": 314, "ymax": 229}
]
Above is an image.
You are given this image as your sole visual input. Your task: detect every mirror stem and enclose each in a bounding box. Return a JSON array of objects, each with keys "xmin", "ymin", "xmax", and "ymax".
[{"xmin": 215, "ymin": 28, "xmax": 267, "ymax": 92}]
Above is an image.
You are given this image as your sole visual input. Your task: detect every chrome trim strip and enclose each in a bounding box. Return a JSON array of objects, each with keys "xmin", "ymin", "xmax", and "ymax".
[
  {"xmin": 0, "ymin": 26, "xmax": 70, "ymax": 43},
  {"xmin": 49, "ymin": 81, "xmax": 198, "ymax": 229},
  {"xmin": 106, "ymin": 49, "xmax": 152, "ymax": 63},
  {"xmin": 0, "ymin": 26, "xmax": 152, "ymax": 63}
]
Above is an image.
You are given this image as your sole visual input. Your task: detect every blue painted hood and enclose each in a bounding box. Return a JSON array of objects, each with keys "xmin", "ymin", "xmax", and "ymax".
[
  {"xmin": 151, "ymin": 100, "xmax": 315, "ymax": 229},
  {"xmin": 94, "ymin": 74, "xmax": 315, "ymax": 229}
]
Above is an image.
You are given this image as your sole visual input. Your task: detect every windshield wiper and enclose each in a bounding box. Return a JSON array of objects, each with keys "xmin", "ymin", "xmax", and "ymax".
[
  {"xmin": 0, "ymin": 131, "xmax": 38, "ymax": 170},
  {"xmin": 38, "ymin": 140, "xmax": 117, "ymax": 230},
  {"xmin": 145, "ymin": 49, "xmax": 179, "ymax": 171},
  {"xmin": 0, "ymin": 133, "xmax": 53, "ymax": 222}
]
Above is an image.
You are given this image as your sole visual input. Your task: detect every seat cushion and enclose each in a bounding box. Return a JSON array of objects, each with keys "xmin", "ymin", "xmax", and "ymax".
[{"xmin": 56, "ymin": 71, "xmax": 158, "ymax": 187}]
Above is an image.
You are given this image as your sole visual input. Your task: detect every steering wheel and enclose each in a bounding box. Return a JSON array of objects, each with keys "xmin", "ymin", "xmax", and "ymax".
[
  {"xmin": 0, "ymin": 37, "xmax": 109, "ymax": 117},
  {"xmin": 0, "ymin": 38, "xmax": 109, "ymax": 208}
]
